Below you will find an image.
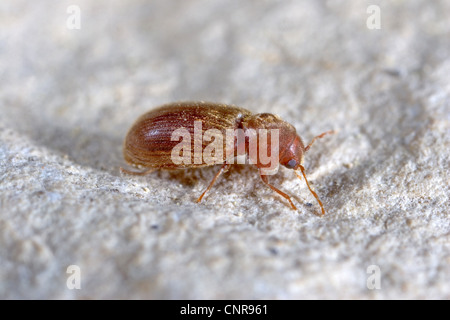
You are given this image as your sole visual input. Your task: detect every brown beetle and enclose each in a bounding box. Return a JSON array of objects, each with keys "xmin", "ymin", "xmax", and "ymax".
[{"xmin": 122, "ymin": 101, "xmax": 333, "ymax": 215}]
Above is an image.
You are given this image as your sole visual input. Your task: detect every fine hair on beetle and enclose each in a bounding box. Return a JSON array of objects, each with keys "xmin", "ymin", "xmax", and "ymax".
[{"xmin": 122, "ymin": 101, "xmax": 334, "ymax": 215}]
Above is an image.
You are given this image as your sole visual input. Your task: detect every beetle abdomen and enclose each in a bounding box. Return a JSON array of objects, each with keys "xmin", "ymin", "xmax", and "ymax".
[{"xmin": 123, "ymin": 101, "xmax": 253, "ymax": 169}]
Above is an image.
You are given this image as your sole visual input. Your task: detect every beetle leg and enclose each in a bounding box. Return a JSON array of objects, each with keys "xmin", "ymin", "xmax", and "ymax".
[
  {"xmin": 120, "ymin": 167, "xmax": 156, "ymax": 176},
  {"xmin": 295, "ymin": 166, "xmax": 325, "ymax": 216},
  {"xmin": 197, "ymin": 163, "xmax": 231, "ymax": 203},
  {"xmin": 259, "ymin": 172, "xmax": 297, "ymax": 210}
]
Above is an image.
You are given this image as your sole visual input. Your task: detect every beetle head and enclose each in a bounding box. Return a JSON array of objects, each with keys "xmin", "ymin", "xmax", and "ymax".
[{"xmin": 280, "ymin": 134, "xmax": 306, "ymax": 170}]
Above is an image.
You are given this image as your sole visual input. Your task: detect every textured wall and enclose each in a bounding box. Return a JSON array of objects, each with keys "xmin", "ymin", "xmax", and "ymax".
[{"xmin": 0, "ymin": 0, "xmax": 449, "ymax": 299}]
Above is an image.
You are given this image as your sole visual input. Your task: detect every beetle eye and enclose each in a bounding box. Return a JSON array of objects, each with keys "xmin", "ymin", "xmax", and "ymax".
[{"xmin": 286, "ymin": 159, "xmax": 297, "ymax": 169}]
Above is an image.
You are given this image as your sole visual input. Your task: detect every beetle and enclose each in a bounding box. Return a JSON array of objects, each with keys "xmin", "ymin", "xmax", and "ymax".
[{"xmin": 121, "ymin": 101, "xmax": 333, "ymax": 215}]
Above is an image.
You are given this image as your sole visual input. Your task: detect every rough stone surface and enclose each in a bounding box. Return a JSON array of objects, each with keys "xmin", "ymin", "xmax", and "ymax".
[{"xmin": 0, "ymin": 0, "xmax": 449, "ymax": 299}]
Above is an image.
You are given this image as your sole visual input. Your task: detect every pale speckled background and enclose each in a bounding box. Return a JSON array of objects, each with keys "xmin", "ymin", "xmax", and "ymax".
[{"xmin": 0, "ymin": 0, "xmax": 449, "ymax": 299}]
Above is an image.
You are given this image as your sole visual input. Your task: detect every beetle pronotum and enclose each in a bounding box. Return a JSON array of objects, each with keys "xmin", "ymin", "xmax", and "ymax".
[{"xmin": 122, "ymin": 101, "xmax": 333, "ymax": 215}]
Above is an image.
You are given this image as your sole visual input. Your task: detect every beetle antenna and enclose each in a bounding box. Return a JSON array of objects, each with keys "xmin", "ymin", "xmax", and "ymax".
[
  {"xmin": 295, "ymin": 165, "xmax": 325, "ymax": 216},
  {"xmin": 305, "ymin": 130, "xmax": 335, "ymax": 152}
]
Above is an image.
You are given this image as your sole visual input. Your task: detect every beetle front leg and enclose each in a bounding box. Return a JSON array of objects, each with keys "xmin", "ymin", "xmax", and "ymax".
[{"xmin": 259, "ymin": 172, "xmax": 297, "ymax": 210}]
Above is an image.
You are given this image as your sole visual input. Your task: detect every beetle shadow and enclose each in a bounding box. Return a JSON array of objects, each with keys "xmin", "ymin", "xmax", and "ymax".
[
  {"xmin": 320, "ymin": 156, "xmax": 425, "ymax": 217},
  {"xmin": 148, "ymin": 164, "xmax": 251, "ymax": 189},
  {"xmin": 320, "ymin": 157, "xmax": 386, "ymax": 215},
  {"xmin": 18, "ymin": 117, "xmax": 125, "ymax": 177}
]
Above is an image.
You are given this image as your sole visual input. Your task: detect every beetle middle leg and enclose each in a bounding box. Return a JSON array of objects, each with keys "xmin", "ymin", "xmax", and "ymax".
[
  {"xmin": 259, "ymin": 172, "xmax": 297, "ymax": 210},
  {"xmin": 197, "ymin": 163, "xmax": 231, "ymax": 203}
]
